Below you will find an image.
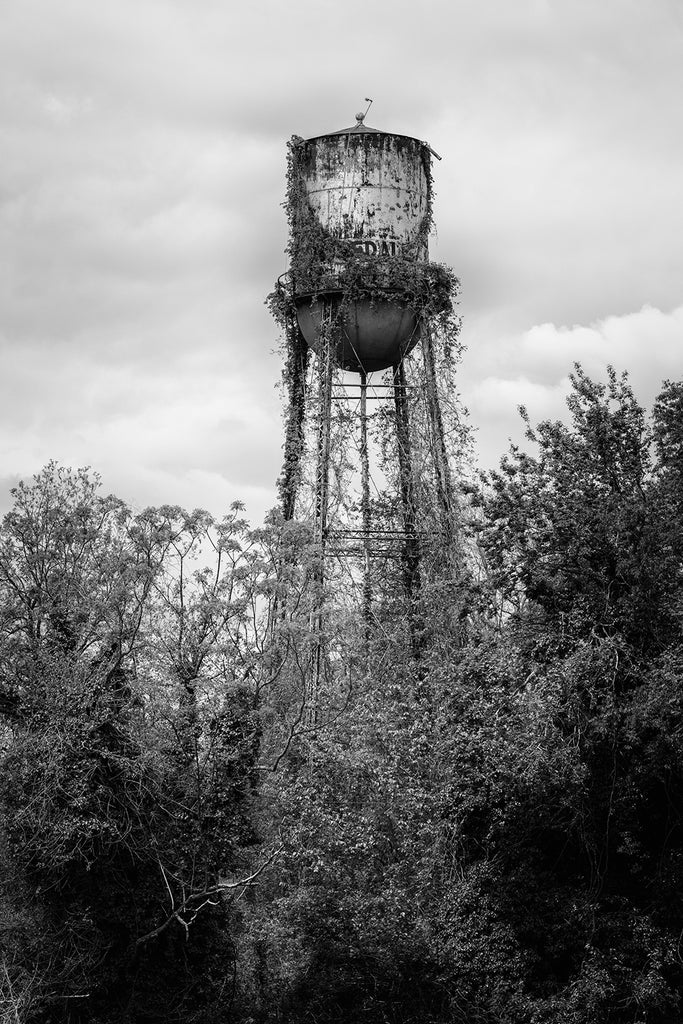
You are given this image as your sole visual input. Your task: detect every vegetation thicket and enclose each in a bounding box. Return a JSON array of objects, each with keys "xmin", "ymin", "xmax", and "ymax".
[{"xmin": 2, "ymin": 370, "xmax": 683, "ymax": 1023}]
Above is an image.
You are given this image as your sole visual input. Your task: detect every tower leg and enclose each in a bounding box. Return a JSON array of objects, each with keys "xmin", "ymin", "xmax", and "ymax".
[
  {"xmin": 393, "ymin": 360, "xmax": 421, "ymax": 643},
  {"xmin": 422, "ymin": 325, "xmax": 456, "ymax": 548},
  {"xmin": 309, "ymin": 303, "xmax": 335, "ymax": 720},
  {"xmin": 359, "ymin": 370, "xmax": 372, "ymax": 654},
  {"xmin": 271, "ymin": 315, "xmax": 309, "ymax": 650},
  {"xmin": 279, "ymin": 314, "xmax": 310, "ymax": 521}
]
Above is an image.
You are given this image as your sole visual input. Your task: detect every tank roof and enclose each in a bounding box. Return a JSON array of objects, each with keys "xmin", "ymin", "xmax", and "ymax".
[
  {"xmin": 305, "ymin": 123, "xmax": 420, "ymax": 142},
  {"xmin": 303, "ymin": 124, "xmax": 441, "ymax": 159},
  {"xmin": 325, "ymin": 122, "xmax": 384, "ymax": 135}
]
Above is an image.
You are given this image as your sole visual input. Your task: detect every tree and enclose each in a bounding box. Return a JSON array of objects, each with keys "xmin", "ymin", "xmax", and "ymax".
[
  {"xmin": 0, "ymin": 466, "xmax": 264, "ymax": 1023},
  {"xmin": 454, "ymin": 369, "xmax": 683, "ymax": 1022},
  {"xmin": 5, "ymin": 372, "xmax": 683, "ymax": 1024},
  {"xmin": 238, "ymin": 371, "xmax": 683, "ymax": 1024}
]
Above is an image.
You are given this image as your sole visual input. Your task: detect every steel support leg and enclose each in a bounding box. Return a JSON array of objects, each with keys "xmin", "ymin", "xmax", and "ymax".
[
  {"xmin": 359, "ymin": 370, "xmax": 372, "ymax": 653},
  {"xmin": 422, "ymin": 325, "xmax": 455, "ymax": 547},
  {"xmin": 280, "ymin": 315, "xmax": 309, "ymax": 522},
  {"xmin": 393, "ymin": 359, "xmax": 421, "ymax": 616},
  {"xmin": 309, "ymin": 303, "xmax": 335, "ymax": 721}
]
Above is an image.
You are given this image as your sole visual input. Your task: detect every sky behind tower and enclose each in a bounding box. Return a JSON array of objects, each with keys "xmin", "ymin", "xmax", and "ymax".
[{"xmin": 2, "ymin": 0, "xmax": 682, "ymax": 521}]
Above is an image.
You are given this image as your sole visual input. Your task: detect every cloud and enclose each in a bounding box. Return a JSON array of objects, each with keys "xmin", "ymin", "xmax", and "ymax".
[
  {"xmin": 518, "ymin": 306, "xmax": 683, "ymax": 386},
  {"xmin": 1, "ymin": 0, "xmax": 682, "ymax": 524},
  {"xmin": 463, "ymin": 304, "xmax": 683, "ymax": 468},
  {"xmin": 470, "ymin": 376, "xmax": 570, "ymax": 424},
  {"xmin": 0, "ymin": 326, "xmax": 283, "ymax": 518}
]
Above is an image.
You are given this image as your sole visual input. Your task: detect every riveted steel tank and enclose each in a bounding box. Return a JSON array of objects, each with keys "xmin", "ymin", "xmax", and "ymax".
[{"xmin": 290, "ymin": 122, "xmax": 433, "ymax": 373}]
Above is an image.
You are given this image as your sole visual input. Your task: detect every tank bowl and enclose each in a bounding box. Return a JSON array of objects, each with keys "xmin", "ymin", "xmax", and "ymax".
[{"xmin": 295, "ymin": 292, "xmax": 421, "ymax": 373}]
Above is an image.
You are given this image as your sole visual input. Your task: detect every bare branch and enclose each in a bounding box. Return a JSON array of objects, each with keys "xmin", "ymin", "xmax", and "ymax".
[{"xmin": 135, "ymin": 846, "xmax": 283, "ymax": 947}]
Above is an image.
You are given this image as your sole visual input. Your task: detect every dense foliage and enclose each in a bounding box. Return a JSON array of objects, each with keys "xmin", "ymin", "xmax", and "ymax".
[{"xmin": 2, "ymin": 371, "xmax": 683, "ymax": 1023}]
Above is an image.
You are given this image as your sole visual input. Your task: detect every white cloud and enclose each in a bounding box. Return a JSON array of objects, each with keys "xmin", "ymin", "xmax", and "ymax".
[
  {"xmin": 43, "ymin": 93, "xmax": 93, "ymax": 125},
  {"xmin": 1, "ymin": 0, "xmax": 682, "ymax": 521},
  {"xmin": 463, "ymin": 304, "xmax": 683, "ymax": 468},
  {"xmin": 470, "ymin": 376, "xmax": 571, "ymax": 423}
]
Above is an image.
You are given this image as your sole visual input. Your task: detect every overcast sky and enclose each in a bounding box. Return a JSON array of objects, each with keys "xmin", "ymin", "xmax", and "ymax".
[{"xmin": 2, "ymin": 0, "xmax": 682, "ymax": 522}]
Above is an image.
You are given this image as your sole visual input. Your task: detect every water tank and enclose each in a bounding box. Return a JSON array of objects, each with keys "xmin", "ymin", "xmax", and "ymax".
[{"xmin": 289, "ymin": 122, "xmax": 433, "ymax": 373}]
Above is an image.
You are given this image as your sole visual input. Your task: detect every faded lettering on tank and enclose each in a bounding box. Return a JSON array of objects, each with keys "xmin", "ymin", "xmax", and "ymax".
[{"xmin": 347, "ymin": 239, "xmax": 400, "ymax": 257}]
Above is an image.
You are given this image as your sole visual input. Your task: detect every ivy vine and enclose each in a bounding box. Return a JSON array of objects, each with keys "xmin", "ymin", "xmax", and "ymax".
[
  {"xmin": 268, "ymin": 134, "xmax": 459, "ymax": 329},
  {"xmin": 268, "ymin": 130, "xmax": 461, "ymax": 522}
]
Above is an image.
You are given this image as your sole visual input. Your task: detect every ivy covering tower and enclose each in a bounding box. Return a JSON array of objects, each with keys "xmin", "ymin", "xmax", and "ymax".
[{"xmin": 269, "ymin": 109, "xmax": 462, "ymax": 647}]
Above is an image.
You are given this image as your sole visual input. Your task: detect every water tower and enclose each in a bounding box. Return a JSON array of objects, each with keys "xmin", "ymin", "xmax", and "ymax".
[{"xmin": 270, "ymin": 107, "xmax": 459, "ymax": 638}]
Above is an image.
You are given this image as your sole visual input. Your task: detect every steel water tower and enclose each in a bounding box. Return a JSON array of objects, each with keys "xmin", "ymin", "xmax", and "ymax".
[{"xmin": 270, "ymin": 106, "xmax": 459, "ymax": 637}]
